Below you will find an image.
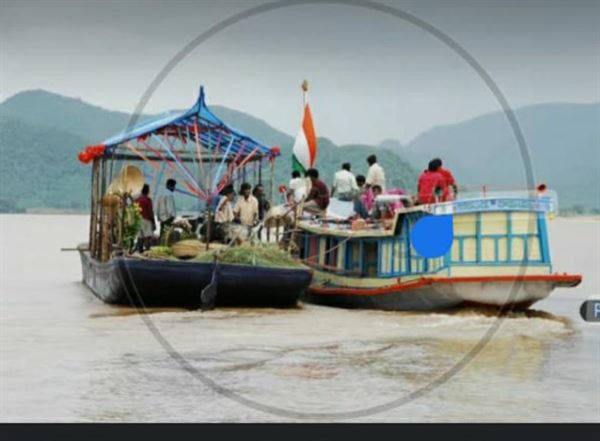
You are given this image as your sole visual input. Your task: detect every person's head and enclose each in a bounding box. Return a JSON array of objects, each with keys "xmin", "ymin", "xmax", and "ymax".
[
  {"xmin": 372, "ymin": 184, "xmax": 383, "ymax": 196},
  {"xmin": 306, "ymin": 168, "xmax": 319, "ymax": 182},
  {"xmin": 432, "ymin": 157, "xmax": 443, "ymax": 167},
  {"xmin": 367, "ymin": 154, "xmax": 377, "ymax": 166},
  {"xmin": 428, "ymin": 159, "xmax": 442, "ymax": 172},
  {"xmin": 253, "ymin": 184, "xmax": 264, "ymax": 196},
  {"xmin": 291, "ymin": 170, "xmax": 301, "ymax": 179},
  {"xmin": 356, "ymin": 175, "xmax": 366, "ymax": 187},
  {"xmin": 222, "ymin": 185, "xmax": 235, "ymax": 200},
  {"xmin": 342, "ymin": 162, "xmax": 351, "ymax": 172},
  {"xmin": 240, "ymin": 182, "xmax": 252, "ymax": 198},
  {"xmin": 166, "ymin": 179, "xmax": 176, "ymax": 192},
  {"xmin": 141, "ymin": 183, "xmax": 150, "ymax": 196}
]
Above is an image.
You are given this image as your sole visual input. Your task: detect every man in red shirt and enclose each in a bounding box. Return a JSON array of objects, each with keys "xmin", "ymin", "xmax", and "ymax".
[
  {"xmin": 304, "ymin": 168, "xmax": 330, "ymax": 216},
  {"xmin": 432, "ymin": 158, "xmax": 458, "ymax": 201},
  {"xmin": 417, "ymin": 160, "xmax": 446, "ymax": 204},
  {"xmin": 134, "ymin": 184, "xmax": 156, "ymax": 251}
]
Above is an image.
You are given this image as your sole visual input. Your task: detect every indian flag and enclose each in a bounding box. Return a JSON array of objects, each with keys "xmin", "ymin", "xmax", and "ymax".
[{"xmin": 292, "ymin": 80, "xmax": 317, "ymax": 174}]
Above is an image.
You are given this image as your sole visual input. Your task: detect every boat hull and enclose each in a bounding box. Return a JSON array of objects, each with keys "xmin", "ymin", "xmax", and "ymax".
[
  {"xmin": 305, "ymin": 274, "xmax": 582, "ymax": 311},
  {"xmin": 79, "ymin": 248, "xmax": 312, "ymax": 308}
]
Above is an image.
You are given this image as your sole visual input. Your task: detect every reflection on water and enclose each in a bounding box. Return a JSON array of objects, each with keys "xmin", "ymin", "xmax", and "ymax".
[{"xmin": 0, "ymin": 215, "xmax": 598, "ymax": 422}]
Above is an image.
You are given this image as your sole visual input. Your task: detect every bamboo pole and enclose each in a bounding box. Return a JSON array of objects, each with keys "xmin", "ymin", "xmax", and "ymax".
[
  {"xmin": 98, "ymin": 159, "xmax": 107, "ymax": 261},
  {"xmin": 89, "ymin": 159, "xmax": 99, "ymax": 255},
  {"xmin": 268, "ymin": 159, "xmax": 275, "ymax": 208}
]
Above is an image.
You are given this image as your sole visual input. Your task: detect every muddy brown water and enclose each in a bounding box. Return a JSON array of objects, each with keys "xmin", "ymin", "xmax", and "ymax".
[{"xmin": 1, "ymin": 215, "xmax": 598, "ymax": 422}]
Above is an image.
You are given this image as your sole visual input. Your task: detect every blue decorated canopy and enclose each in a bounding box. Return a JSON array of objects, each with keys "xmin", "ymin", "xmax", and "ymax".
[
  {"xmin": 83, "ymin": 87, "xmax": 280, "ymax": 201},
  {"xmin": 101, "ymin": 86, "xmax": 277, "ymax": 160}
]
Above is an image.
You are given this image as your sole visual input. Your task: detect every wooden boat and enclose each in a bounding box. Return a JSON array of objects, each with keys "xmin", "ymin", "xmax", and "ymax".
[
  {"xmin": 298, "ymin": 191, "xmax": 582, "ymax": 310},
  {"xmin": 78, "ymin": 244, "xmax": 311, "ymax": 307},
  {"xmin": 77, "ymin": 87, "xmax": 312, "ymax": 308}
]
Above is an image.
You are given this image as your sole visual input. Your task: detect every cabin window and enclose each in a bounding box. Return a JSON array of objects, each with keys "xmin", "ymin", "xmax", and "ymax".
[
  {"xmin": 481, "ymin": 212, "xmax": 508, "ymax": 235},
  {"xmin": 324, "ymin": 237, "xmax": 339, "ymax": 269},
  {"xmin": 497, "ymin": 237, "xmax": 508, "ymax": 261},
  {"xmin": 511, "ymin": 212, "xmax": 538, "ymax": 235},
  {"xmin": 363, "ymin": 242, "xmax": 378, "ymax": 277},
  {"xmin": 346, "ymin": 241, "xmax": 362, "ymax": 273},
  {"xmin": 462, "ymin": 238, "xmax": 477, "ymax": 262},
  {"xmin": 306, "ymin": 236, "xmax": 319, "ymax": 264},
  {"xmin": 481, "ymin": 238, "xmax": 496, "ymax": 261},
  {"xmin": 393, "ymin": 239, "xmax": 405, "ymax": 274},
  {"xmin": 511, "ymin": 237, "xmax": 527, "ymax": 261},
  {"xmin": 454, "ymin": 214, "xmax": 477, "ymax": 235},
  {"xmin": 527, "ymin": 237, "xmax": 541, "ymax": 261}
]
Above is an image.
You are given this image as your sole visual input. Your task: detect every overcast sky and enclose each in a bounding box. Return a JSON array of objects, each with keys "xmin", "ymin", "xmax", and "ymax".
[{"xmin": 1, "ymin": 0, "xmax": 599, "ymax": 144}]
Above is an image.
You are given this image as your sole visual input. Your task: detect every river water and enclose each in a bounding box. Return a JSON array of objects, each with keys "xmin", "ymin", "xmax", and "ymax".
[{"xmin": 0, "ymin": 214, "xmax": 598, "ymax": 422}]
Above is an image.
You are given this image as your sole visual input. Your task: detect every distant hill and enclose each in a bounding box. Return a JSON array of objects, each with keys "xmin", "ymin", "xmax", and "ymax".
[
  {"xmin": 0, "ymin": 90, "xmax": 417, "ymax": 212},
  {"xmin": 0, "ymin": 113, "xmax": 90, "ymax": 211},
  {"xmin": 397, "ymin": 102, "xmax": 600, "ymax": 213}
]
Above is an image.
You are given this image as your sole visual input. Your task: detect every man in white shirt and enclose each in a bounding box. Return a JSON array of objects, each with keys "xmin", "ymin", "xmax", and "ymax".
[
  {"xmin": 288, "ymin": 170, "xmax": 307, "ymax": 204},
  {"xmin": 366, "ymin": 154, "xmax": 386, "ymax": 191},
  {"xmin": 215, "ymin": 186, "xmax": 235, "ymax": 224},
  {"xmin": 156, "ymin": 179, "xmax": 177, "ymax": 238},
  {"xmin": 331, "ymin": 162, "xmax": 359, "ymax": 201},
  {"xmin": 234, "ymin": 182, "xmax": 259, "ymax": 226}
]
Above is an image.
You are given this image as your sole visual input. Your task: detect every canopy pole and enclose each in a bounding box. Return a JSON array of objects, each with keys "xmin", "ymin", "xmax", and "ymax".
[
  {"xmin": 98, "ymin": 158, "xmax": 108, "ymax": 261},
  {"xmin": 205, "ymin": 208, "xmax": 212, "ymax": 251},
  {"xmin": 89, "ymin": 158, "xmax": 100, "ymax": 254},
  {"xmin": 269, "ymin": 158, "xmax": 275, "ymax": 207}
]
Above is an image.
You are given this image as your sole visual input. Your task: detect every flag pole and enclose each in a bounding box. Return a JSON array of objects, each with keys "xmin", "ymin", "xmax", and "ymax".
[{"xmin": 301, "ymin": 79, "xmax": 308, "ymax": 106}]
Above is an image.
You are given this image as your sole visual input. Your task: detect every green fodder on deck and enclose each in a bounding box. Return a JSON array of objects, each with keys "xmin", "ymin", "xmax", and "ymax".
[
  {"xmin": 195, "ymin": 244, "xmax": 304, "ymax": 269},
  {"xmin": 143, "ymin": 246, "xmax": 174, "ymax": 260}
]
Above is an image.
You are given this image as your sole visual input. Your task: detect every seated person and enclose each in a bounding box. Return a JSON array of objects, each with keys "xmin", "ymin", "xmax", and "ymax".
[
  {"xmin": 288, "ymin": 170, "xmax": 307, "ymax": 205},
  {"xmin": 331, "ymin": 162, "xmax": 358, "ymax": 201},
  {"xmin": 353, "ymin": 175, "xmax": 372, "ymax": 219},
  {"xmin": 303, "ymin": 168, "xmax": 330, "ymax": 216}
]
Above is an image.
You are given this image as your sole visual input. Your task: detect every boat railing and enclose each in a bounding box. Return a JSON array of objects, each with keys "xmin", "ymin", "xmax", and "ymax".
[{"xmin": 423, "ymin": 188, "xmax": 559, "ymax": 216}]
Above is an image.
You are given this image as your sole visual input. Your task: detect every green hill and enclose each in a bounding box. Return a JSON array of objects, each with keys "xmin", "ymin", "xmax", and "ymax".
[{"xmin": 0, "ymin": 90, "xmax": 417, "ymax": 212}]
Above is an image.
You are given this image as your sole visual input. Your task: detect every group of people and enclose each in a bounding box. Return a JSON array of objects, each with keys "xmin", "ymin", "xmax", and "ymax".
[
  {"xmin": 285, "ymin": 154, "xmax": 457, "ymax": 221},
  {"xmin": 286, "ymin": 154, "xmax": 387, "ymax": 216},
  {"xmin": 133, "ymin": 177, "xmax": 272, "ymax": 250},
  {"xmin": 211, "ymin": 182, "xmax": 270, "ymax": 228},
  {"xmin": 131, "ymin": 153, "xmax": 458, "ymax": 250},
  {"xmin": 133, "ymin": 178, "xmax": 178, "ymax": 251}
]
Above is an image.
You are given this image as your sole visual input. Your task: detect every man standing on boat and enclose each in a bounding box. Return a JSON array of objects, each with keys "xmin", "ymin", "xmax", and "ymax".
[
  {"xmin": 234, "ymin": 182, "xmax": 259, "ymax": 227},
  {"xmin": 303, "ymin": 168, "xmax": 330, "ymax": 216},
  {"xmin": 134, "ymin": 184, "xmax": 156, "ymax": 252},
  {"xmin": 156, "ymin": 178, "xmax": 177, "ymax": 238},
  {"xmin": 366, "ymin": 154, "xmax": 386, "ymax": 191},
  {"xmin": 331, "ymin": 162, "xmax": 359, "ymax": 201},
  {"xmin": 432, "ymin": 158, "xmax": 458, "ymax": 201},
  {"xmin": 252, "ymin": 184, "xmax": 270, "ymax": 221},
  {"xmin": 417, "ymin": 160, "xmax": 446, "ymax": 204}
]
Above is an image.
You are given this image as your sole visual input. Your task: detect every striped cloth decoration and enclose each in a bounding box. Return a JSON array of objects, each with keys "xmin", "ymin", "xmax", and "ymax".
[{"xmin": 292, "ymin": 81, "xmax": 317, "ymax": 174}]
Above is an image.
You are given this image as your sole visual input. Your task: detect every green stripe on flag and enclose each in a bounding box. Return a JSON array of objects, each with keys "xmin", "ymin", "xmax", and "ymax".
[{"xmin": 292, "ymin": 154, "xmax": 306, "ymax": 174}]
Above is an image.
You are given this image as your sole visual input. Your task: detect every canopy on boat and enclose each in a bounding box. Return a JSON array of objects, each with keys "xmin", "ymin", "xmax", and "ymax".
[
  {"xmin": 100, "ymin": 86, "xmax": 277, "ymax": 159},
  {"xmin": 78, "ymin": 86, "xmax": 281, "ymax": 201}
]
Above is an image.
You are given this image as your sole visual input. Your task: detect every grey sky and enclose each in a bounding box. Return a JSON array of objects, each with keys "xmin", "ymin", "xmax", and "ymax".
[{"xmin": 1, "ymin": 0, "xmax": 599, "ymax": 145}]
